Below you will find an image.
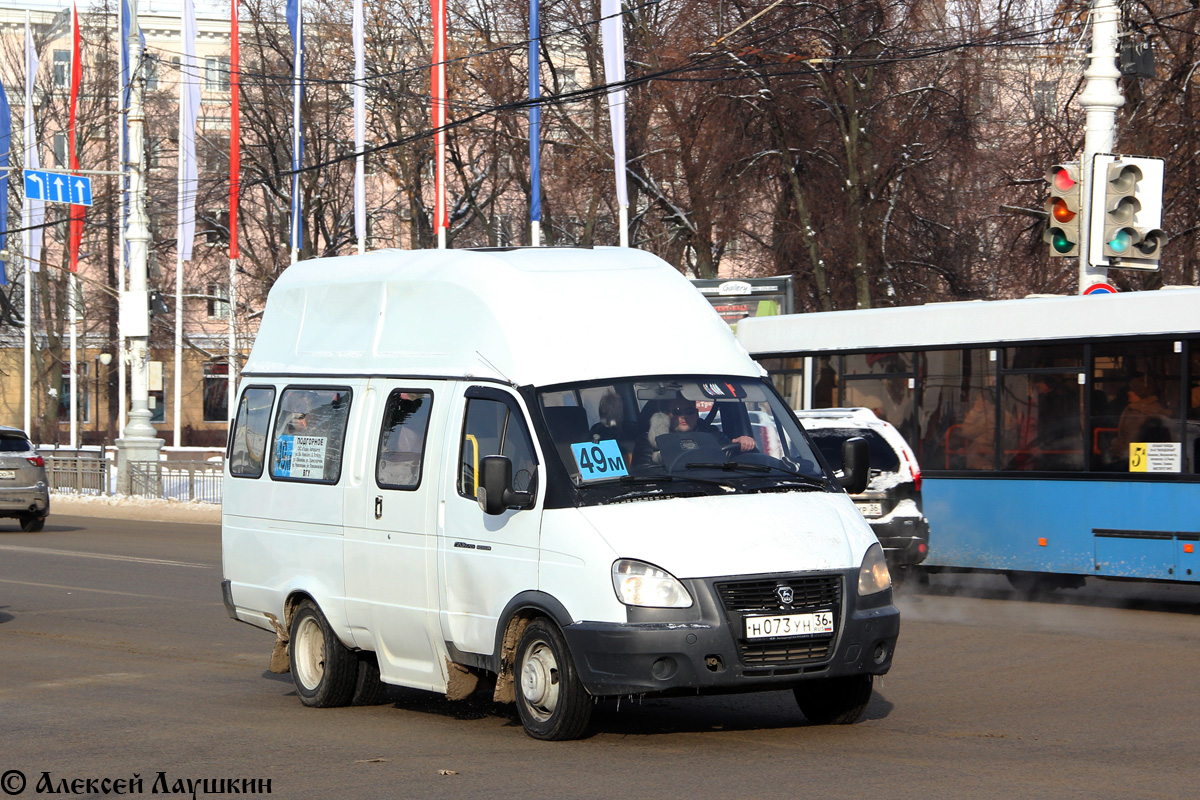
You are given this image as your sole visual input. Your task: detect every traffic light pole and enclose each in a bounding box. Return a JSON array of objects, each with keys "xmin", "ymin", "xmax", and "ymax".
[
  {"xmin": 1076, "ymin": 0, "xmax": 1124, "ymax": 293},
  {"xmin": 115, "ymin": 0, "xmax": 164, "ymax": 493}
]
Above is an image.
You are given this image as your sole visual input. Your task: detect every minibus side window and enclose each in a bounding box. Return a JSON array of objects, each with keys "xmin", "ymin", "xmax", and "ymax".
[
  {"xmin": 458, "ymin": 397, "xmax": 538, "ymax": 499},
  {"xmin": 376, "ymin": 390, "xmax": 433, "ymax": 490},
  {"xmin": 269, "ymin": 387, "xmax": 353, "ymax": 484},
  {"xmin": 229, "ymin": 386, "xmax": 275, "ymax": 478}
]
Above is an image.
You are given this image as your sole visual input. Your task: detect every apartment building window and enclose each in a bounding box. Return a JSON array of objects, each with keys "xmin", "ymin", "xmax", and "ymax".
[
  {"xmin": 203, "ymin": 362, "xmax": 230, "ymax": 422},
  {"xmin": 203, "ymin": 211, "xmax": 231, "ymax": 245},
  {"xmin": 1033, "ymin": 81, "xmax": 1058, "ymax": 117},
  {"xmin": 53, "ymin": 132, "xmax": 67, "ymax": 167},
  {"xmin": 207, "ymin": 283, "xmax": 230, "ymax": 318},
  {"xmin": 53, "ymin": 50, "xmax": 69, "ymax": 88},
  {"xmin": 57, "ymin": 364, "xmax": 90, "ymax": 424},
  {"xmin": 144, "ymin": 55, "xmax": 159, "ymax": 90},
  {"xmin": 205, "ymin": 56, "xmax": 231, "ymax": 92},
  {"xmin": 203, "ymin": 137, "xmax": 229, "ymax": 173}
]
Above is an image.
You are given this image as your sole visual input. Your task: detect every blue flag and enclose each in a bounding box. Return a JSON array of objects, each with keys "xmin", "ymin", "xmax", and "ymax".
[
  {"xmin": 287, "ymin": 0, "xmax": 304, "ymax": 255},
  {"xmin": 529, "ymin": 0, "xmax": 541, "ymax": 224},
  {"xmin": 0, "ymin": 78, "xmax": 10, "ymax": 285}
]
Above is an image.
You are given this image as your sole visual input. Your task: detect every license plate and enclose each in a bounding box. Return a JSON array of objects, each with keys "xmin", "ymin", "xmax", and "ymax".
[
  {"xmin": 0, "ymin": 470, "xmax": 14, "ymax": 479},
  {"xmin": 855, "ymin": 501, "xmax": 882, "ymax": 517},
  {"xmin": 744, "ymin": 610, "xmax": 834, "ymax": 640}
]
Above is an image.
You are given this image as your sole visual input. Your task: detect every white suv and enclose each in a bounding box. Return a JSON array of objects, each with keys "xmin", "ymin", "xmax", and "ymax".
[{"xmin": 794, "ymin": 408, "xmax": 929, "ymax": 574}]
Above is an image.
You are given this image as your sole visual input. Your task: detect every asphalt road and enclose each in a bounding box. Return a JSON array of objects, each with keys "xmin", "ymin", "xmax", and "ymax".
[{"xmin": 2, "ymin": 513, "xmax": 1198, "ymax": 799}]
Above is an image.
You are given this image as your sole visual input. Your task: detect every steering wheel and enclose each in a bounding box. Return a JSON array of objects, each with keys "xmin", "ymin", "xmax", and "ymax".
[{"xmin": 721, "ymin": 442, "xmax": 741, "ymax": 458}]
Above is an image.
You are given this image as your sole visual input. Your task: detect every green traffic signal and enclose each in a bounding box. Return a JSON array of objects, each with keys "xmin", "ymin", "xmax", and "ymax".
[
  {"xmin": 1107, "ymin": 228, "xmax": 1133, "ymax": 255},
  {"xmin": 1051, "ymin": 230, "xmax": 1075, "ymax": 254}
]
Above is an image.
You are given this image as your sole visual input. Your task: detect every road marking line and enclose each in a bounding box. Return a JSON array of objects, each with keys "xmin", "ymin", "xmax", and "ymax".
[
  {"xmin": 0, "ymin": 578, "xmax": 220, "ymax": 601},
  {"xmin": 0, "ymin": 544, "xmax": 211, "ymax": 569}
]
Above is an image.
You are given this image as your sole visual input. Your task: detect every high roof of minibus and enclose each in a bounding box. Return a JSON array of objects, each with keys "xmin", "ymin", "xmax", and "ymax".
[
  {"xmin": 736, "ymin": 287, "xmax": 1200, "ymax": 355},
  {"xmin": 243, "ymin": 247, "xmax": 761, "ymax": 387}
]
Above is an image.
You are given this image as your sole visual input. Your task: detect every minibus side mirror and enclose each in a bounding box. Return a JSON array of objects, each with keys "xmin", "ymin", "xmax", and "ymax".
[
  {"xmin": 477, "ymin": 455, "xmax": 533, "ymax": 515},
  {"xmin": 837, "ymin": 437, "xmax": 870, "ymax": 495}
]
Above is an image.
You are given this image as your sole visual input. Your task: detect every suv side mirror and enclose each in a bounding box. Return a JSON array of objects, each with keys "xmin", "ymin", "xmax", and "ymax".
[
  {"xmin": 837, "ymin": 437, "xmax": 870, "ymax": 495},
  {"xmin": 477, "ymin": 455, "xmax": 534, "ymax": 515}
]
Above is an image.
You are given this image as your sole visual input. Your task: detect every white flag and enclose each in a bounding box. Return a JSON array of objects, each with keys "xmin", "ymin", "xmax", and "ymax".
[
  {"xmin": 353, "ymin": 0, "xmax": 365, "ymax": 247},
  {"xmin": 176, "ymin": 0, "xmax": 202, "ymax": 261},
  {"xmin": 24, "ymin": 20, "xmax": 43, "ymax": 272},
  {"xmin": 600, "ymin": 0, "xmax": 627, "ymax": 209}
]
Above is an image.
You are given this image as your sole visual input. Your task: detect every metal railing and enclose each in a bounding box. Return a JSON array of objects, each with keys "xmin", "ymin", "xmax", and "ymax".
[
  {"xmin": 45, "ymin": 457, "xmax": 110, "ymax": 496},
  {"xmin": 128, "ymin": 461, "xmax": 223, "ymax": 504}
]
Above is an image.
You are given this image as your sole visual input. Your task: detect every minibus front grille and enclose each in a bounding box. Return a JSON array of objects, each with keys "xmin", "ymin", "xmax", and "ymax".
[
  {"xmin": 739, "ymin": 638, "xmax": 835, "ymax": 668},
  {"xmin": 715, "ymin": 574, "xmax": 842, "ymax": 669},
  {"xmin": 715, "ymin": 575, "xmax": 841, "ymax": 612}
]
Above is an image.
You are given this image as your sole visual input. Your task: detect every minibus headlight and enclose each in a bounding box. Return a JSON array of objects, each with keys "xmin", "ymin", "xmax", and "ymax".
[
  {"xmin": 857, "ymin": 543, "xmax": 892, "ymax": 596},
  {"xmin": 611, "ymin": 559, "xmax": 693, "ymax": 608}
]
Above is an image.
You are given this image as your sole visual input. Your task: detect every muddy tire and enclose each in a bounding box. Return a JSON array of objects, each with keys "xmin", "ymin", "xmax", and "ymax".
[
  {"xmin": 514, "ymin": 618, "xmax": 592, "ymax": 740},
  {"xmin": 19, "ymin": 515, "xmax": 45, "ymax": 533},
  {"xmin": 794, "ymin": 674, "xmax": 873, "ymax": 725},
  {"xmin": 351, "ymin": 653, "xmax": 388, "ymax": 706},
  {"xmin": 288, "ymin": 599, "xmax": 357, "ymax": 708}
]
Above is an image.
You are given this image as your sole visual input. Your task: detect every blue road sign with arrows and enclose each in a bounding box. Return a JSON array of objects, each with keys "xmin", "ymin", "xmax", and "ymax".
[{"xmin": 23, "ymin": 169, "xmax": 93, "ymax": 207}]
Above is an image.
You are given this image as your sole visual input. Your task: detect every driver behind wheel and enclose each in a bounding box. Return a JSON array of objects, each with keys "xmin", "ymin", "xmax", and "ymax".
[{"xmin": 632, "ymin": 394, "xmax": 756, "ymax": 468}]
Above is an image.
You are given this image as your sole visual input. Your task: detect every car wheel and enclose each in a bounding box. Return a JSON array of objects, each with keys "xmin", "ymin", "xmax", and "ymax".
[
  {"xmin": 351, "ymin": 653, "xmax": 388, "ymax": 706},
  {"xmin": 19, "ymin": 515, "xmax": 45, "ymax": 533},
  {"xmin": 288, "ymin": 599, "xmax": 357, "ymax": 708},
  {"xmin": 514, "ymin": 618, "xmax": 592, "ymax": 741},
  {"xmin": 794, "ymin": 674, "xmax": 873, "ymax": 725}
]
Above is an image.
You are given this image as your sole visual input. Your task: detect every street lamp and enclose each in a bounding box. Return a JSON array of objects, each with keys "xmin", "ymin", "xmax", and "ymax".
[{"xmin": 95, "ymin": 353, "xmax": 112, "ymax": 435}]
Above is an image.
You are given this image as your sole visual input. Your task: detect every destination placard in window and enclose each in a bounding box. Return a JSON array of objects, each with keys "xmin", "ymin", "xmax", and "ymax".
[
  {"xmin": 1129, "ymin": 442, "xmax": 1180, "ymax": 473},
  {"xmin": 275, "ymin": 435, "xmax": 328, "ymax": 480}
]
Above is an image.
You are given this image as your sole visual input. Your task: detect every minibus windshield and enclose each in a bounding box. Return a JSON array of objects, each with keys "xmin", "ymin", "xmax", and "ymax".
[{"xmin": 537, "ymin": 376, "xmax": 830, "ymax": 497}]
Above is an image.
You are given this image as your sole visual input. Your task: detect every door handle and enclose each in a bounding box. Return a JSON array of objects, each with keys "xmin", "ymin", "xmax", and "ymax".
[{"xmin": 375, "ymin": 496, "xmax": 383, "ymax": 520}]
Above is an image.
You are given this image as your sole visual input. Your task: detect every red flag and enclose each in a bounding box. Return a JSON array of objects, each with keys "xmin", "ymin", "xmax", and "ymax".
[
  {"xmin": 230, "ymin": 1, "xmax": 240, "ymax": 260},
  {"xmin": 431, "ymin": 0, "xmax": 445, "ymax": 236},
  {"xmin": 68, "ymin": 3, "xmax": 84, "ymax": 271}
]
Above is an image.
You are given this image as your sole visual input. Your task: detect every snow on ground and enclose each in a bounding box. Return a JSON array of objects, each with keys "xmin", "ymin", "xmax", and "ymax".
[{"xmin": 50, "ymin": 491, "xmax": 221, "ymax": 524}]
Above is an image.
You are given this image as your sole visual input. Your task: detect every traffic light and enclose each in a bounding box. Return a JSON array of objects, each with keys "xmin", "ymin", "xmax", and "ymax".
[
  {"xmin": 1044, "ymin": 163, "xmax": 1081, "ymax": 257},
  {"xmin": 1091, "ymin": 155, "xmax": 1166, "ymax": 270}
]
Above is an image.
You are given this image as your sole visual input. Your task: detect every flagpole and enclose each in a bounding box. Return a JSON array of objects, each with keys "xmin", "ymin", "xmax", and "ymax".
[
  {"xmin": 68, "ymin": 3, "xmax": 80, "ymax": 449},
  {"xmin": 229, "ymin": 0, "xmax": 239, "ymax": 424},
  {"xmin": 288, "ymin": 0, "xmax": 303, "ymax": 264},
  {"xmin": 22, "ymin": 11, "xmax": 32, "ymax": 438},
  {"xmin": 116, "ymin": 0, "xmax": 166, "ymax": 493},
  {"xmin": 432, "ymin": 0, "xmax": 446, "ymax": 249},
  {"xmin": 529, "ymin": 0, "xmax": 541, "ymax": 247},
  {"xmin": 174, "ymin": 10, "xmax": 184, "ymax": 449},
  {"xmin": 600, "ymin": 0, "xmax": 629, "ymax": 247},
  {"xmin": 353, "ymin": 0, "xmax": 365, "ymax": 256}
]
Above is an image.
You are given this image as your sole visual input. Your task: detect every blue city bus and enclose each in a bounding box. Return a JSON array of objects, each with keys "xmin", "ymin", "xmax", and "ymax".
[{"xmin": 737, "ymin": 288, "xmax": 1200, "ymax": 588}]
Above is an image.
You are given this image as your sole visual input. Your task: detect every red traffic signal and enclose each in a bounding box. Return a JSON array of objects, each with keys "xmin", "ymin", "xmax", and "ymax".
[{"xmin": 1044, "ymin": 163, "xmax": 1081, "ymax": 258}]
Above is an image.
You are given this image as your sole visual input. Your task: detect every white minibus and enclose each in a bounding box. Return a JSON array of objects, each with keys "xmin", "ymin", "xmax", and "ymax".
[{"xmin": 221, "ymin": 247, "xmax": 898, "ymax": 739}]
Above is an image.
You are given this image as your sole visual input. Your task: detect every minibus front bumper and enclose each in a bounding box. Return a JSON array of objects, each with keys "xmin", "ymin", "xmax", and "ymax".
[{"xmin": 561, "ymin": 570, "xmax": 898, "ymax": 697}]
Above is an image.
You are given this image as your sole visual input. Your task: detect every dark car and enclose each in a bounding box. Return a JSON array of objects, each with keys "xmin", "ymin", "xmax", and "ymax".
[
  {"xmin": 0, "ymin": 427, "xmax": 50, "ymax": 532},
  {"xmin": 795, "ymin": 408, "xmax": 929, "ymax": 574}
]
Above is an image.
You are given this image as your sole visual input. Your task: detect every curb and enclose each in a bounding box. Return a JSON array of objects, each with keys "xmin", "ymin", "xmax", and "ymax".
[{"xmin": 50, "ymin": 493, "xmax": 221, "ymax": 525}]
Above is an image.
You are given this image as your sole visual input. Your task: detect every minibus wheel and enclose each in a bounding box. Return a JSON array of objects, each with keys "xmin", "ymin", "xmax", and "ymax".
[
  {"xmin": 793, "ymin": 674, "xmax": 873, "ymax": 725},
  {"xmin": 514, "ymin": 618, "xmax": 592, "ymax": 740},
  {"xmin": 289, "ymin": 599, "xmax": 357, "ymax": 708}
]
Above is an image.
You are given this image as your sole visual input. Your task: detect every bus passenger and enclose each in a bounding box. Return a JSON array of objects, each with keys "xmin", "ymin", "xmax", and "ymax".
[{"xmin": 1111, "ymin": 377, "xmax": 1170, "ymax": 464}]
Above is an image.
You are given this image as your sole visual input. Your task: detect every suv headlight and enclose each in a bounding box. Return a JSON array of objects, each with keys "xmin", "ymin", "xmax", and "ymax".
[
  {"xmin": 857, "ymin": 543, "xmax": 892, "ymax": 596},
  {"xmin": 611, "ymin": 559, "xmax": 693, "ymax": 608}
]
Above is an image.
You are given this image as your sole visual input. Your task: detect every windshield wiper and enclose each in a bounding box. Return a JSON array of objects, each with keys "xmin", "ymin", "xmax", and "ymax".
[
  {"xmin": 683, "ymin": 462, "xmax": 829, "ymax": 488},
  {"xmin": 684, "ymin": 461, "xmax": 771, "ymax": 473}
]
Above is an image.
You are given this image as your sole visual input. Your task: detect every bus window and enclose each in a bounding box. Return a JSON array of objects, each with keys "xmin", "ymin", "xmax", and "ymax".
[
  {"xmin": 761, "ymin": 357, "xmax": 804, "ymax": 409},
  {"xmin": 814, "ymin": 356, "xmax": 839, "ymax": 408},
  {"xmin": 920, "ymin": 349, "xmax": 996, "ymax": 470},
  {"xmin": 1000, "ymin": 373, "xmax": 1084, "ymax": 471},
  {"xmin": 1189, "ymin": 348, "xmax": 1200, "ymax": 474},
  {"xmin": 1093, "ymin": 341, "xmax": 1181, "ymax": 472}
]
